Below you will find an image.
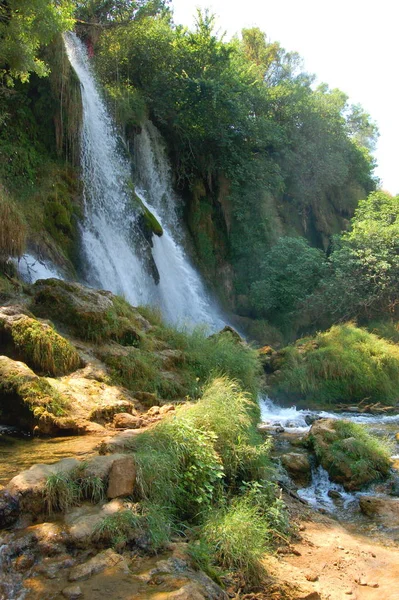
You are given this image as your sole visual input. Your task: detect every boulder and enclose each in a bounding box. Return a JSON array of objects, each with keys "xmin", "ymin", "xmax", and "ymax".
[
  {"xmin": 107, "ymin": 455, "xmax": 136, "ymax": 499},
  {"xmin": 359, "ymin": 496, "xmax": 399, "ymax": 526},
  {"xmin": 0, "ymin": 307, "xmax": 82, "ymax": 376},
  {"xmin": 31, "ymin": 279, "xmax": 150, "ymax": 343},
  {"xmin": 281, "ymin": 453, "xmax": 312, "ymax": 487},
  {"xmin": 113, "ymin": 413, "xmax": 143, "ymax": 429},
  {"xmin": 0, "ymin": 355, "xmax": 74, "ymax": 434},
  {"xmin": 62, "ymin": 585, "xmax": 83, "ymax": 599},
  {"xmin": 306, "ymin": 418, "xmax": 391, "ymax": 491},
  {"xmin": 68, "ymin": 548, "xmax": 128, "ymax": 581}
]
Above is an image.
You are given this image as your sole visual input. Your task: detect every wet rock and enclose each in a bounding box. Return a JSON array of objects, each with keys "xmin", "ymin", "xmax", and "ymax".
[
  {"xmin": 62, "ymin": 585, "xmax": 83, "ymax": 599},
  {"xmin": 31, "ymin": 279, "xmax": 149, "ymax": 344},
  {"xmin": 304, "ymin": 414, "xmax": 321, "ymax": 426},
  {"xmin": 167, "ymin": 583, "xmax": 207, "ymax": 600},
  {"xmin": 281, "ymin": 453, "xmax": 311, "ymax": 486},
  {"xmin": 6, "ymin": 457, "xmax": 80, "ymax": 515},
  {"xmin": 0, "ymin": 490, "xmax": 20, "ymax": 528},
  {"xmin": 327, "ymin": 489, "xmax": 342, "ymax": 499},
  {"xmin": 359, "ymin": 496, "xmax": 399, "ymax": 526},
  {"xmin": 275, "ymin": 426, "xmax": 285, "ymax": 433},
  {"xmin": 68, "ymin": 548, "xmax": 128, "ymax": 581},
  {"xmin": 14, "ymin": 553, "xmax": 35, "ymax": 572},
  {"xmin": 107, "ymin": 455, "xmax": 136, "ymax": 499},
  {"xmin": 113, "ymin": 412, "xmax": 143, "ymax": 429},
  {"xmin": 36, "ymin": 555, "xmax": 75, "ymax": 579},
  {"xmin": 0, "ymin": 355, "xmax": 74, "ymax": 434}
]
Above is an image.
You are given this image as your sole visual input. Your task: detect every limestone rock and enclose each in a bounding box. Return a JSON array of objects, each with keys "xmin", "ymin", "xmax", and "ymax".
[
  {"xmin": 113, "ymin": 412, "xmax": 143, "ymax": 429},
  {"xmin": 0, "ymin": 355, "xmax": 74, "ymax": 434},
  {"xmin": 62, "ymin": 585, "xmax": 83, "ymax": 599},
  {"xmin": 68, "ymin": 549, "xmax": 128, "ymax": 581},
  {"xmin": 359, "ymin": 496, "xmax": 399, "ymax": 526},
  {"xmin": 65, "ymin": 499, "xmax": 126, "ymax": 543},
  {"xmin": 281, "ymin": 453, "xmax": 312, "ymax": 486},
  {"xmin": 107, "ymin": 455, "xmax": 136, "ymax": 499}
]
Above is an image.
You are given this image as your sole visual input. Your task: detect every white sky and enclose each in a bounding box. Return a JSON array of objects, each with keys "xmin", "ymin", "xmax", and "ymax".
[{"xmin": 172, "ymin": 0, "xmax": 399, "ymax": 194}]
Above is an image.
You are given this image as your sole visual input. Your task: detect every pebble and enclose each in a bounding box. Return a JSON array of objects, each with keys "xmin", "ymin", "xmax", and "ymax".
[
  {"xmin": 305, "ymin": 572, "xmax": 319, "ymax": 582},
  {"xmin": 62, "ymin": 585, "xmax": 83, "ymax": 599},
  {"xmin": 344, "ymin": 590, "xmax": 353, "ymax": 595}
]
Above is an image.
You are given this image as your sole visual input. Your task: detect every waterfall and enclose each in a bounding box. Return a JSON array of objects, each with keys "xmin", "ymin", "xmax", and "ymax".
[{"xmin": 63, "ymin": 32, "xmax": 224, "ymax": 329}]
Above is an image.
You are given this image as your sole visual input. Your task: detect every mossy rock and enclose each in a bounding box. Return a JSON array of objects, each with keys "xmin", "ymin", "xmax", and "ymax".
[
  {"xmin": 0, "ymin": 355, "xmax": 72, "ymax": 433},
  {"xmin": 130, "ymin": 188, "xmax": 163, "ymax": 238},
  {"xmin": 0, "ymin": 308, "xmax": 82, "ymax": 376},
  {"xmin": 307, "ymin": 418, "xmax": 392, "ymax": 491},
  {"xmin": 269, "ymin": 323, "xmax": 399, "ymax": 405},
  {"xmin": 30, "ymin": 279, "xmax": 150, "ymax": 343}
]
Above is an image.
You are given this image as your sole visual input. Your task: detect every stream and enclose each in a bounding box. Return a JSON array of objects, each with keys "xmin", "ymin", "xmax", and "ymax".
[{"xmin": 260, "ymin": 397, "xmax": 399, "ymax": 538}]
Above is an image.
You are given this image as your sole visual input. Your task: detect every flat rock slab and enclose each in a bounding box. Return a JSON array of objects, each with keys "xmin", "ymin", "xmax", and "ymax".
[{"xmin": 68, "ymin": 549, "xmax": 128, "ymax": 582}]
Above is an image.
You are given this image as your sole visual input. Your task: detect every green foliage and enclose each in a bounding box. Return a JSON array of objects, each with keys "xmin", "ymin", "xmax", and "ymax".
[
  {"xmin": 249, "ymin": 237, "xmax": 326, "ymax": 323},
  {"xmin": 0, "ymin": 0, "xmax": 74, "ymax": 86},
  {"xmin": 271, "ymin": 323, "xmax": 399, "ymax": 405},
  {"xmin": 132, "ymin": 417, "xmax": 224, "ymax": 520},
  {"xmin": 44, "ymin": 471, "xmax": 80, "ymax": 513},
  {"xmin": 10, "ymin": 316, "xmax": 81, "ymax": 376},
  {"xmin": 93, "ymin": 14, "xmax": 376, "ymax": 320},
  {"xmin": 306, "ymin": 191, "xmax": 399, "ymax": 325},
  {"xmin": 201, "ymin": 498, "xmax": 269, "ymax": 585},
  {"xmin": 131, "ymin": 377, "xmax": 273, "ymax": 519},
  {"xmin": 182, "ymin": 377, "xmax": 270, "ymax": 485},
  {"xmin": 187, "ymin": 539, "xmax": 224, "ymax": 583},
  {"xmin": 310, "ymin": 420, "xmax": 392, "ymax": 490},
  {"xmin": 103, "ymin": 312, "xmax": 261, "ymax": 399}
]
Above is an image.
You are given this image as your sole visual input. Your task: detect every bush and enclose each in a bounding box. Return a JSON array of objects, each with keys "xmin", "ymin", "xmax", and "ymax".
[
  {"xmin": 9, "ymin": 316, "xmax": 81, "ymax": 376},
  {"xmin": 270, "ymin": 323, "xmax": 399, "ymax": 405},
  {"xmin": 131, "ymin": 417, "xmax": 224, "ymax": 520},
  {"xmin": 182, "ymin": 377, "xmax": 271, "ymax": 484},
  {"xmin": 201, "ymin": 497, "xmax": 269, "ymax": 586}
]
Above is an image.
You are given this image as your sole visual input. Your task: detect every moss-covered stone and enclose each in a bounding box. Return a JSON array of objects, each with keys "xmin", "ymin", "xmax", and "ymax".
[
  {"xmin": 0, "ymin": 309, "xmax": 82, "ymax": 376},
  {"xmin": 0, "ymin": 355, "xmax": 72, "ymax": 433},
  {"xmin": 306, "ymin": 418, "xmax": 392, "ymax": 491},
  {"xmin": 268, "ymin": 324, "xmax": 399, "ymax": 406},
  {"xmin": 30, "ymin": 279, "xmax": 150, "ymax": 343}
]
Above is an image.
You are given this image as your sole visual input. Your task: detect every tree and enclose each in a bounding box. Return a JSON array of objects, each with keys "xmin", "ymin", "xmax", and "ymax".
[
  {"xmin": 249, "ymin": 237, "xmax": 327, "ymax": 321},
  {"xmin": 309, "ymin": 192, "xmax": 399, "ymax": 322},
  {"xmin": 0, "ymin": 0, "xmax": 74, "ymax": 85}
]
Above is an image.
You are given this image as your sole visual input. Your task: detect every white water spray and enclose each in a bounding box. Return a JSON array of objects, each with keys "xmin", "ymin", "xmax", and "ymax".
[{"xmin": 63, "ymin": 33, "xmax": 223, "ymax": 329}]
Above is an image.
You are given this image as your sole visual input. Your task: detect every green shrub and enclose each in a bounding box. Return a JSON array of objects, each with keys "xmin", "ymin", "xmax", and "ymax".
[
  {"xmin": 10, "ymin": 316, "xmax": 81, "ymax": 376},
  {"xmin": 271, "ymin": 323, "xmax": 399, "ymax": 405},
  {"xmin": 182, "ymin": 377, "xmax": 271, "ymax": 484},
  {"xmin": 131, "ymin": 417, "xmax": 224, "ymax": 520},
  {"xmin": 201, "ymin": 497, "xmax": 269, "ymax": 586},
  {"xmin": 310, "ymin": 419, "xmax": 392, "ymax": 490}
]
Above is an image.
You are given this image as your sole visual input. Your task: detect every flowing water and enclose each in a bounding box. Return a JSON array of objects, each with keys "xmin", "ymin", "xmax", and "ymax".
[{"xmin": 63, "ymin": 32, "xmax": 223, "ymax": 330}]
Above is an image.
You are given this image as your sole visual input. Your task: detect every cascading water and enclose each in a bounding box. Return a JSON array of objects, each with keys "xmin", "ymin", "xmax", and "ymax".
[
  {"xmin": 63, "ymin": 32, "xmax": 224, "ymax": 329},
  {"xmin": 134, "ymin": 122, "xmax": 224, "ymax": 327}
]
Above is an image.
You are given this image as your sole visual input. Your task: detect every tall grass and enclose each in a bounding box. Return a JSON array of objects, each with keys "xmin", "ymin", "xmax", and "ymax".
[{"xmin": 272, "ymin": 323, "xmax": 399, "ymax": 404}]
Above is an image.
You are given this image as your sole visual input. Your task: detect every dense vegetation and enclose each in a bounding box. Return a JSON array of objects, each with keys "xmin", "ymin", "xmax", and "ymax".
[{"xmin": 269, "ymin": 323, "xmax": 399, "ymax": 406}]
